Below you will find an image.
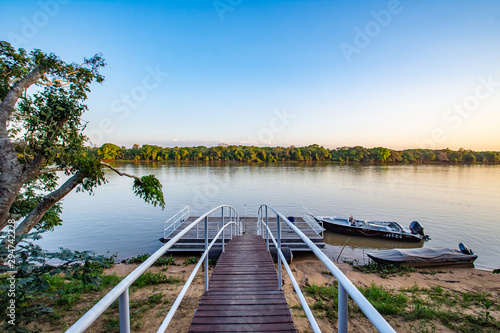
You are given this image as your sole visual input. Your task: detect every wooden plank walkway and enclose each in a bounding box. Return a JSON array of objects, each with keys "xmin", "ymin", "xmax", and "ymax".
[{"xmin": 189, "ymin": 235, "xmax": 297, "ymax": 332}]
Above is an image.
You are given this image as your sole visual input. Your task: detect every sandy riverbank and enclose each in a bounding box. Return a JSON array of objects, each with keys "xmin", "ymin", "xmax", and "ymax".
[
  {"xmin": 81, "ymin": 253, "xmax": 500, "ymax": 333},
  {"xmin": 284, "ymin": 252, "xmax": 500, "ymax": 332}
]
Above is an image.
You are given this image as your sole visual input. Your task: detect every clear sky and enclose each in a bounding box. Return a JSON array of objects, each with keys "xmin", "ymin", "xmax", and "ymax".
[{"xmin": 1, "ymin": 0, "xmax": 500, "ymax": 150}]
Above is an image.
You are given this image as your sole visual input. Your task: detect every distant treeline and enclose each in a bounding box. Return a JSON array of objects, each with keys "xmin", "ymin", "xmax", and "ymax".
[{"xmin": 88, "ymin": 143, "xmax": 500, "ymax": 164}]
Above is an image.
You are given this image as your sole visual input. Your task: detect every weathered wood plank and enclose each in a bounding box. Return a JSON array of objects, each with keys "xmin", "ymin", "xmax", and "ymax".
[
  {"xmin": 191, "ymin": 315, "xmax": 295, "ymax": 324},
  {"xmin": 188, "ymin": 235, "xmax": 296, "ymax": 333},
  {"xmin": 199, "ymin": 299, "xmax": 287, "ymax": 305},
  {"xmin": 195, "ymin": 306, "xmax": 292, "ymax": 313},
  {"xmin": 189, "ymin": 323, "xmax": 296, "ymax": 332}
]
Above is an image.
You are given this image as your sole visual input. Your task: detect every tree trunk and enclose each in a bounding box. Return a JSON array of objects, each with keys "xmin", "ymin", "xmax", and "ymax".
[
  {"xmin": 0, "ymin": 126, "xmax": 23, "ymax": 230},
  {"xmin": 0, "ymin": 66, "xmax": 43, "ymax": 230},
  {"xmin": 0, "ymin": 171, "xmax": 88, "ymax": 263},
  {"xmin": 14, "ymin": 170, "xmax": 87, "ymax": 236}
]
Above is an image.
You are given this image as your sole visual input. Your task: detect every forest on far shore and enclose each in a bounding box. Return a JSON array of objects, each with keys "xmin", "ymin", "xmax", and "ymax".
[{"xmin": 89, "ymin": 144, "xmax": 500, "ymax": 164}]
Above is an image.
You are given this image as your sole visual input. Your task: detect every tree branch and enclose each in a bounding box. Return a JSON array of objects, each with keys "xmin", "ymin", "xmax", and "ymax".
[
  {"xmin": 10, "ymin": 170, "xmax": 87, "ymax": 237},
  {"xmin": 100, "ymin": 161, "xmax": 142, "ymax": 182},
  {"xmin": 22, "ymin": 152, "xmax": 46, "ymax": 182},
  {"xmin": 8, "ymin": 213, "xmax": 22, "ymax": 221},
  {"xmin": 0, "ymin": 66, "xmax": 42, "ymax": 124},
  {"xmin": 34, "ymin": 167, "xmax": 64, "ymax": 177}
]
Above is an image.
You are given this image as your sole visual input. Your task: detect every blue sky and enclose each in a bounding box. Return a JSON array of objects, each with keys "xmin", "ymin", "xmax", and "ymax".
[{"xmin": 1, "ymin": 0, "xmax": 500, "ymax": 150}]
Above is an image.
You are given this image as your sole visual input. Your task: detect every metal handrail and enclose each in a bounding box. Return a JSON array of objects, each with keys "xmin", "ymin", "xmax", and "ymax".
[
  {"xmin": 66, "ymin": 205, "xmax": 241, "ymax": 333},
  {"xmin": 261, "ymin": 216, "xmax": 321, "ymax": 333},
  {"xmin": 301, "ymin": 206, "xmax": 324, "ymax": 236},
  {"xmin": 157, "ymin": 214, "xmax": 238, "ymax": 332},
  {"xmin": 163, "ymin": 206, "xmax": 189, "ymax": 239},
  {"xmin": 259, "ymin": 205, "xmax": 324, "ymax": 237},
  {"xmin": 257, "ymin": 205, "xmax": 396, "ymax": 333}
]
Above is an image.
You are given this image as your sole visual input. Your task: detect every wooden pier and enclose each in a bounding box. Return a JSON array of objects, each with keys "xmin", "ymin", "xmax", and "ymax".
[
  {"xmin": 189, "ymin": 235, "xmax": 296, "ymax": 332},
  {"xmin": 161, "ymin": 216, "xmax": 325, "ymax": 252}
]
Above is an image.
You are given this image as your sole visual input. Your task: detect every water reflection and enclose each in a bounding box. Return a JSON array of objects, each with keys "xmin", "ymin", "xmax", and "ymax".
[
  {"xmin": 322, "ymin": 231, "xmax": 423, "ymax": 264},
  {"xmin": 322, "ymin": 231, "xmax": 424, "ymax": 250},
  {"xmin": 34, "ymin": 162, "xmax": 500, "ymax": 269}
]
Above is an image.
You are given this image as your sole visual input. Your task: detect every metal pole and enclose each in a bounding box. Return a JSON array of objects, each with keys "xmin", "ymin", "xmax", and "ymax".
[
  {"xmin": 258, "ymin": 210, "xmax": 261, "ymax": 236},
  {"xmin": 338, "ymin": 283, "xmax": 348, "ymax": 333},
  {"xmin": 229, "ymin": 209, "xmax": 232, "ymax": 239},
  {"xmin": 266, "ymin": 206, "xmax": 269, "ymax": 251},
  {"xmin": 221, "ymin": 207, "xmax": 225, "ymax": 252},
  {"xmin": 277, "ymin": 214, "xmax": 282, "ymax": 290},
  {"xmin": 204, "ymin": 216, "xmax": 208, "ymax": 291},
  {"xmin": 119, "ymin": 288, "xmax": 130, "ymax": 333},
  {"xmin": 261, "ymin": 208, "xmax": 264, "ymax": 236},
  {"xmin": 262, "ymin": 208, "xmax": 264, "ymax": 236}
]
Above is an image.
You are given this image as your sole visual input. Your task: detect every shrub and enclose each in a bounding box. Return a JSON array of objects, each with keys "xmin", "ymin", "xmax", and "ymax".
[{"xmin": 132, "ymin": 272, "xmax": 180, "ymax": 288}]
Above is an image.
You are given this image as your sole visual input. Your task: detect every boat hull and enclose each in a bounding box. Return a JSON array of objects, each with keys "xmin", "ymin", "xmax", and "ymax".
[
  {"xmin": 367, "ymin": 248, "xmax": 478, "ymax": 267},
  {"xmin": 321, "ymin": 219, "xmax": 423, "ymax": 242}
]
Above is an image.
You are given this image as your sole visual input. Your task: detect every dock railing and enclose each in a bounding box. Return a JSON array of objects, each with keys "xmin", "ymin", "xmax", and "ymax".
[
  {"xmin": 301, "ymin": 206, "xmax": 324, "ymax": 236},
  {"xmin": 163, "ymin": 205, "xmax": 189, "ymax": 239},
  {"xmin": 264, "ymin": 205, "xmax": 324, "ymax": 237},
  {"xmin": 257, "ymin": 205, "xmax": 396, "ymax": 333},
  {"xmin": 66, "ymin": 205, "xmax": 241, "ymax": 333}
]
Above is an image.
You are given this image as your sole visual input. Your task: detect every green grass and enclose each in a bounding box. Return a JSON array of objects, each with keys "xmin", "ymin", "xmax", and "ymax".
[
  {"xmin": 343, "ymin": 259, "xmax": 416, "ymax": 278},
  {"xmin": 122, "ymin": 254, "xmax": 176, "ymax": 266},
  {"xmin": 146, "ymin": 292, "xmax": 168, "ymax": 305},
  {"xmin": 132, "ymin": 272, "xmax": 181, "ymax": 288},
  {"xmin": 102, "ymin": 317, "xmax": 120, "ymax": 333},
  {"xmin": 44, "ymin": 272, "xmax": 122, "ymax": 309},
  {"xmin": 409, "ymin": 320, "xmax": 437, "ymax": 333},
  {"xmin": 183, "ymin": 256, "xmax": 198, "ymax": 265},
  {"xmin": 34, "ymin": 267, "xmax": 179, "ymax": 331},
  {"xmin": 303, "ymin": 282, "xmax": 500, "ymax": 332},
  {"xmin": 360, "ymin": 283, "xmax": 408, "ymax": 315}
]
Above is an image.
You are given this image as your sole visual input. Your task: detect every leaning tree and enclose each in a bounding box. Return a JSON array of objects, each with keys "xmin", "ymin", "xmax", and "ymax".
[{"xmin": 0, "ymin": 41, "xmax": 164, "ymax": 245}]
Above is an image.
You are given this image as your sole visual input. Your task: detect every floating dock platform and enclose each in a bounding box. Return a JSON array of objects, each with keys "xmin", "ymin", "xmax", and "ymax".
[{"xmin": 160, "ymin": 216, "xmax": 325, "ymax": 252}]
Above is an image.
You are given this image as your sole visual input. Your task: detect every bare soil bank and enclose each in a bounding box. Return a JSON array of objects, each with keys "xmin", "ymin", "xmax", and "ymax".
[{"xmin": 42, "ymin": 254, "xmax": 499, "ymax": 332}]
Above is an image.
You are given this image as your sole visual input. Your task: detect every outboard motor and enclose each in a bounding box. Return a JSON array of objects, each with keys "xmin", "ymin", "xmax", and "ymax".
[
  {"xmin": 409, "ymin": 221, "xmax": 425, "ymax": 236},
  {"xmin": 459, "ymin": 243, "xmax": 474, "ymax": 255}
]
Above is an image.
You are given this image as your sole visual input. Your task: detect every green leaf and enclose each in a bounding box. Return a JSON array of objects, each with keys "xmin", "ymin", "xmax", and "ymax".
[{"xmin": 132, "ymin": 175, "xmax": 165, "ymax": 209}]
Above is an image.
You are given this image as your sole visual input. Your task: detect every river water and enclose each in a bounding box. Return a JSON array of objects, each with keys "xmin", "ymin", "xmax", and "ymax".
[{"xmin": 35, "ymin": 162, "xmax": 500, "ymax": 269}]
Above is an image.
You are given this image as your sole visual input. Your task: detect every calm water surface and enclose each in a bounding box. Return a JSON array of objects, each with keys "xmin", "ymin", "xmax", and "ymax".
[{"xmin": 36, "ymin": 162, "xmax": 500, "ymax": 269}]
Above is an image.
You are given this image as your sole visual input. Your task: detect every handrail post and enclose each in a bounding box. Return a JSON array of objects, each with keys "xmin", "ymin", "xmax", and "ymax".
[
  {"xmin": 265, "ymin": 206, "xmax": 269, "ymax": 251},
  {"xmin": 204, "ymin": 216, "xmax": 208, "ymax": 291},
  {"xmin": 221, "ymin": 207, "xmax": 225, "ymax": 252},
  {"xmin": 260, "ymin": 209, "xmax": 264, "ymax": 236},
  {"xmin": 277, "ymin": 214, "xmax": 282, "ymax": 290},
  {"xmin": 119, "ymin": 288, "xmax": 130, "ymax": 333},
  {"xmin": 257, "ymin": 208, "xmax": 261, "ymax": 236},
  {"xmin": 229, "ymin": 209, "xmax": 232, "ymax": 239},
  {"xmin": 338, "ymin": 284, "xmax": 348, "ymax": 333}
]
